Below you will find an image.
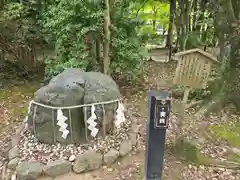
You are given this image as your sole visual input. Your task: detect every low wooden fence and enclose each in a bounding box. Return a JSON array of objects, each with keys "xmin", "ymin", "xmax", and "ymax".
[{"xmin": 0, "ymin": 44, "xmax": 38, "ymax": 69}]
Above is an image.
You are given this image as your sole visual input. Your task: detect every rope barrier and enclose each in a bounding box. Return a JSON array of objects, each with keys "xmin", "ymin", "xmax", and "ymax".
[
  {"xmin": 29, "ymin": 98, "xmax": 122, "ymax": 110},
  {"xmin": 24, "ymin": 98, "xmax": 123, "ymax": 142}
]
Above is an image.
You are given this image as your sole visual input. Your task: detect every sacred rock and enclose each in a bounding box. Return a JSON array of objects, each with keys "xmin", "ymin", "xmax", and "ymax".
[{"xmin": 28, "ymin": 68, "xmax": 121, "ymax": 144}]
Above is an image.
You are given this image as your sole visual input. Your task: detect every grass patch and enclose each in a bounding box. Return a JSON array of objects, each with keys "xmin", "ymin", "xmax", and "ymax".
[
  {"xmin": 207, "ymin": 123, "xmax": 240, "ymax": 164},
  {"xmin": 0, "ymin": 90, "xmax": 11, "ymax": 100},
  {"xmin": 170, "ymin": 138, "xmax": 212, "ymax": 165},
  {"xmin": 171, "ymin": 102, "xmax": 183, "ymax": 114},
  {"xmin": 0, "ymin": 83, "xmax": 41, "ymax": 124},
  {"xmin": 12, "ymin": 104, "xmax": 29, "ymax": 118},
  {"xmin": 11, "ymin": 84, "xmax": 40, "ymax": 96},
  {"xmin": 137, "ymin": 166, "xmax": 144, "ymax": 180},
  {"xmin": 228, "ymin": 153, "xmax": 240, "ymax": 163},
  {"xmin": 208, "ymin": 124, "xmax": 240, "ymax": 148}
]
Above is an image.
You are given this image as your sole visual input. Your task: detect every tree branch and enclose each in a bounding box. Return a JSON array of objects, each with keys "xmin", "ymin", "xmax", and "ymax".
[{"xmin": 135, "ymin": 0, "xmax": 149, "ymax": 17}]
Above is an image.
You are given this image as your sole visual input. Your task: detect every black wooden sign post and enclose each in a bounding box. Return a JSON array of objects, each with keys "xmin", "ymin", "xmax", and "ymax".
[{"xmin": 144, "ymin": 90, "xmax": 171, "ymax": 180}]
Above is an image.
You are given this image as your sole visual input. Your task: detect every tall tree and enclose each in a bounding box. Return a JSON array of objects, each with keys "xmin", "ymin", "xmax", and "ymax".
[
  {"xmin": 191, "ymin": 0, "xmax": 198, "ymax": 31},
  {"xmin": 103, "ymin": 0, "xmax": 111, "ymax": 75},
  {"xmin": 198, "ymin": 0, "xmax": 240, "ymax": 116},
  {"xmin": 166, "ymin": 0, "xmax": 176, "ymax": 47}
]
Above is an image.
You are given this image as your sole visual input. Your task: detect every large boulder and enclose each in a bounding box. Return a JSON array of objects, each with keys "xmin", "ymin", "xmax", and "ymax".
[{"xmin": 28, "ymin": 68, "xmax": 121, "ymax": 144}]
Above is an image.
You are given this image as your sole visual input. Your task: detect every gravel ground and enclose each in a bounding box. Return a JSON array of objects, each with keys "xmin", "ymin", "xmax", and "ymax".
[{"xmin": 18, "ymin": 118, "xmax": 131, "ymax": 164}]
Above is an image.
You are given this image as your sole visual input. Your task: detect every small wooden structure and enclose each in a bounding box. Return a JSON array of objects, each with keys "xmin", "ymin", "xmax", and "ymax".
[{"xmin": 173, "ymin": 48, "xmax": 218, "ymax": 104}]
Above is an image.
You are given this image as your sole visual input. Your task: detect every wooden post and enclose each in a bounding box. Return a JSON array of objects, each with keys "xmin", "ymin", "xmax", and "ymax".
[
  {"xmin": 101, "ymin": 104, "xmax": 107, "ymax": 138},
  {"xmin": 103, "ymin": 0, "xmax": 111, "ymax": 75},
  {"xmin": 52, "ymin": 110, "xmax": 56, "ymax": 144},
  {"xmin": 182, "ymin": 87, "xmax": 190, "ymax": 105},
  {"xmin": 180, "ymin": 87, "xmax": 190, "ymax": 128},
  {"xmin": 68, "ymin": 109, "xmax": 73, "ymax": 143},
  {"xmin": 83, "ymin": 107, "xmax": 89, "ymax": 142}
]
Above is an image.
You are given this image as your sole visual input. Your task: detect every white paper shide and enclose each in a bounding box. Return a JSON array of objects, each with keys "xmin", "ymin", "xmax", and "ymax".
[
  {"xmin": 57, "ymin": 109, "xmax": 69, "ymax": 139},
  {"xmin": 115, "ymin": 102, "xmax": 126, "ymax": 128},
  {"xmin": 25, "ymin": 99, "xmax": 125, "ymax": 140},
  {"xmin": 24, "ymin": 100, "xmax": 33, "ymax": 123},
  {"xmin": 87, "ymin": 105, "xmax": 99, "ymax": 137}
]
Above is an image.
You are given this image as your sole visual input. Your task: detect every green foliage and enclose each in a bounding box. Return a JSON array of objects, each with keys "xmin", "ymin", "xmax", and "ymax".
[
  {"xmin": 136, "ymin": 0, "xmax": 169, "ymax": 28},
  {"xmin": 172, "ymin": 85, "xmax": 211, "ymax": 100},
  {"xmin": 0, "ymin": 2, "xmax": 41, "ymax": 44},
  {"xmin": 208, "ymin": 124, "xmax": 240, "ymax": 148},
  {"xmin": 138, "ymin": 2, "xmax": 169, "ymax": 38},
  {"xmin": 185, "ymin": 28, "xmax": 216, "ymax": 49},
  {"xmin": 228, "ymin": 152, "xmax": 240, "ymax": 163},
  {"xmin": 110, "ymin": 2, "xmax": 146, "ymax": 80},
  {"xmin": 0, "ymin": 3, "xmax": 26, "ymax": 20},
  {"xmin": 41, "ymin": 0, "xmax": 146, "ymax": 80},
  {"xmin": 0, "ymin": 3, "xmax": 27, "ymax": 43},
  {"xmin": 40, "ymin": 0, "xmax": 103, "ymax": 78},
  {"xmin": 185, "ymin": 31, "xmax": 204, "ymax": 49},
  {"xmin": 184, "ymin": 11, "xmax": 216, "ymax": 49}
]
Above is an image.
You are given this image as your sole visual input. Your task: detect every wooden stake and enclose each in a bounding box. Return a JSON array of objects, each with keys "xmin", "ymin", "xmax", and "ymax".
[
  {"xmin": 52, "ymin": 110, "xmax": 56, "ymax": 144},
  {"xmin": 68, "ymin": 109, "xmax": 73, "ymax": 143},
  {"xmin": 183, "ymin": 87, "xmax": 190, "ymax": 105},
  {"xmin": 178, "ymin": 86, "xmax": 191, "ymax": 139},
  {"xmin": 103, "ymin": 0, "xmax": 111, "ymax": 74},
  {"xmin": 32, "ymin": 105, "xmax": 37, "ymax": 136},
  {"xmin": 83, "ymin": 107, "xmax": 89, "ymax": 142},
  {"xmin": 101, "ymin": 104, "xmax": 106, "ymax": 138}
]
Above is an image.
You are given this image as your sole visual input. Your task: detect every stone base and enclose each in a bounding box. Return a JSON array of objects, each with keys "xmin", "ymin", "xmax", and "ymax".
[{"xmin": 6, "ymin": 120, "xmax": 141, "ymax": 179}]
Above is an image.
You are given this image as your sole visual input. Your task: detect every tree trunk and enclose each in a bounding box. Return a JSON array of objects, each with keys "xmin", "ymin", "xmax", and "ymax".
[
  {"xmin": 152, "ymin": 20, "xmax": 156, "ymax": 31},
  {"xmin": 198, "ymin": 0, "xmax": 240, "ymax": 116},
  {"xmin": 196, "ymin": 0, "xmax": 239, "ymax": 117},
  {"xmin": 195, "ymin": 0, "xmax": 207, "ymax": 31},
  {"xmin": 166, "ymin": 0, "xmax": 176, "ymax": 47},
  {"xmin": 103, "ymin": 0, "xmax": 111, "ymax": 75},
  {"xmin": 183, "ymin": 0, "xmax": 190, "ymax": 48},
  {"xmin": 175, "ymin": 0, "xmax": 181, "ymax": 48},
  {"xmin": 192, "ymin": 0, "xmax": 198, "ymax": 31},
  {"xmin": 178, "ymin": 0, "xmax": 187, "ymax": 50},
  {"xmin": 152, "ymin": 7, "xmax": 157, "ymax": 31}
]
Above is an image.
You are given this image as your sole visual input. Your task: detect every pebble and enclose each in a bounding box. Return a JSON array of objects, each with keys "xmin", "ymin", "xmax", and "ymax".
[
  {"xmin": 17, "ymin": 118, "xmax": 132, "ymax": 164},
  {"xmin": 107, "ymin": 168, "xmax": 114, "ymax": 172},
  {"xmin": 68, "ymin": 155, "xmax": 75, "ymax": 162}
]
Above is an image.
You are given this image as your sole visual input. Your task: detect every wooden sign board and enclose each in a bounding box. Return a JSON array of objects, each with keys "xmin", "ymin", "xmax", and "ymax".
[{"xmin": 173, "ymin": 48, "xmax": 218, "ymax": 89}]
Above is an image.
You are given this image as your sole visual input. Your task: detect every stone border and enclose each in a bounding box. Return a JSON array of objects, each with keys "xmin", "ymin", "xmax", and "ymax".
[{"xmin": 5, "ymin": 120, "xmax": 141, "ymax": 179}]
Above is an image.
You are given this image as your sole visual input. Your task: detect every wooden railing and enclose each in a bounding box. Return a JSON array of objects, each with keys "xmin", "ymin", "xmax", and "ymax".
[{"xmin": 0, "ymin": 44, "xmax": 38, "ymax": 68}]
